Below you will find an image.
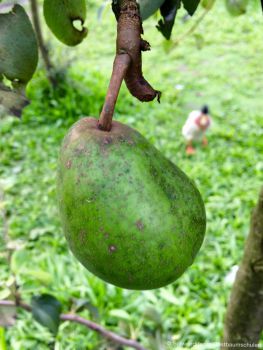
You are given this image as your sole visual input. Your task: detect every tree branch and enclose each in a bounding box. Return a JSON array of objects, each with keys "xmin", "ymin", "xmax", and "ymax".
[
  {"xmin": 222, "ymin": 186, "xmax": 263, "ymax": 349},
  {"xmin": 0, "ymin": 300, "xmax": 147, "ymax": 350},
  {"xmin": 30, "ymin": 0, "xmax": 57, "ymax": 87},
  {"xmin": 98, "ymin": 0, "xmax": 160, "ymax": 132}
]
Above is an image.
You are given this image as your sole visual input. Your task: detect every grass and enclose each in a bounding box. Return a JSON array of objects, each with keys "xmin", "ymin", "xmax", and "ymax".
[{"xmin": 1, "ymin": 0, "xmax": 263, "ymax": 349}]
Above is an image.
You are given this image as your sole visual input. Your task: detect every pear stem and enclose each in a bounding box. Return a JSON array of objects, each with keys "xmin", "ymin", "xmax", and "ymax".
[
  {"xmin": 98, "ymin": 53, "xmax": 131, "ymax": 131},
  {"xmin": 98, "ymin": 0, "xmax": 160, "ymax": 132}
]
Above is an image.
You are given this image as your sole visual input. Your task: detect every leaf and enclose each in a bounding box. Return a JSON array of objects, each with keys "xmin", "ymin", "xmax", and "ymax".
[
  {"xmin": 29, "ymin": 226, "xmax": 55, "ymax": 240},
  {"xmin": 201, "ymin": 0, "xmax": 216, "ymax": 10},
  {"xmin": 138, "ymin": 0, "xmax": 165, "ymax": 21},
  {"xmin": 0, "ymin": 289, "xmax": 11, "ymax": 300},
  {"xmin": 143, "ymin": 306, "xmax": 162, "ymax": 327},
  {"xmin": 0, "ymin": 84, "xmax": 29, "ymax": 118},
  {"xmin": 109, "ymin": 309, "xmax": 131, "ymax": 321},
  {"xmin": 160, "ymin": 289, "xmax": 180, "ymax": 305},
  {"xmin": 181, "ymin": 0, "xmax": 200, "ymax": 15},
  {"xmin": 0, "ymin": 304, "xmax": 16, "ymax": 327},
  {"xmin": 111, "ymin": 0, "xmax": 120, "ymax": 20},
  {"xmin": 0, "ymin": 5, "xmax": 38, "ymax": 84},
  {"xmin": 156, "ymin": 0, "xmax": 181, "ymax": 40},
  {"xmin": 73, "ymin": 299, "xmax": 99, "ymax": 320},
  {"xmin": 0, "ymin": 327, "xmax": 7, "ymax": 350},
  {"xmin": 11, "ymin": 250, "xmax": 31, "ymax": 274},
  {"xmin": 31, "ymin": 294, "xmax": 62, "ymax": 335},
  {"xmin": 25, "ymin": 270, "xmax": 53, "ymax": 285}
]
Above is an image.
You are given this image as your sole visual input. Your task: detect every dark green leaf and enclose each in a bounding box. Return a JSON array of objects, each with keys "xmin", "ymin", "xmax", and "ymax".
[
  {"xmin": 111, "ymin": 0, "xmax": 121, "ymax": 20},
  {"xmin": 31, "ymin": 294, "xmax": 62, "ymax": 335},
  {"xmin": 156, "ymin": 0, "xmax": 181, "ymax": 40},
  {"xmin": 0, "ymin": 5, "xmax": 38, "ymax": 84},
  {"xmin": 138, "ymin": 0, "xmax": 166, "ymax": 21},
  {"xmin": 182, "ymin": 0, "xmax": 200, "ymax": 15},
  {"xmin": 73, "ymin": 299, "xmax": 99, "ymax": 320}
]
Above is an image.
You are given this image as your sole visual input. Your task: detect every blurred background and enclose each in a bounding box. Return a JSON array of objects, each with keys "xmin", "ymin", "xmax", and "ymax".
[{"xmin": 0, "ymin": 0, "xmax": 263, "ymax": 348}]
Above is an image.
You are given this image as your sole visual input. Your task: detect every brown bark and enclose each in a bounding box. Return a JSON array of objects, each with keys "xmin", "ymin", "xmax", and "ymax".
[
  {"xmin": 98, "ymin": 0, "xmax": 160, "ymax": 131},
  {"xmin": 222, "ymin": 187, "xmax": 263, "ymax": 349},
  {"xmin": 30, "ymin": 0, "xmax": 57, "ymax": 87},
  {"xmin": 117, "ymin": 0, "xmax": 161, "ymax": 102}
]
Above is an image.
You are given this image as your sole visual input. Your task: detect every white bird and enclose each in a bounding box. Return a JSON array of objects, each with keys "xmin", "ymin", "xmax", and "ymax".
[{"xmin": 182, "ymin": 106, "xmax": 211, "ymax": 155}]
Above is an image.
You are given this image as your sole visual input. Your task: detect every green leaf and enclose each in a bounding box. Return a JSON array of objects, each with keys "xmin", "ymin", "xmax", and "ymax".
[
  {"xmin": 0, "ymin": 5, "xmax": 38, "ymax": 84},
  {"xmin": 44, "ymin": 0, "xmax": 87, "ymax": 46},
  {"xmin": 26, "ymin": 270, "xmax": 53, "ymax": 285},
  {"xmin": 156, "ymin": 0, "xmax": 181, "ymax": 40},
  {"xmin": 11, "ymin": 250, "xmax": 31, "ymax": 274},
  {"xmin": 0, "ymin": 327, "xmax": 7, "ymax": 350},
  {"xmin": 109, "ymin": 309, "xmax": 131, "ymax": 321},
  {"xmin": 182, "ymin": 0, "xmax": 200, "ymax": 15},
  {"xmin": 160, "ymin": 288, "xmax": 180, "ymax": 305},
  {"xmin": 143, "ymin": 306, "xmax": 162, "ymax": 327},
  {"xmin": 0, "ymin": 290, "xmax": 11, "ymax": 301},
  {"xmin": 138, "ymin": 0, "xmax": 165, "ymax": 21},
  {"xmin": 31, "ymin": 294, "xmax": 62, "ymax": 335},
  {"xmin": 0, "ymin": 84, "xmax": 29, "ymax": 118},
  {"xmin": 73, "ymin": 299, "xmax": 99, "ymax": 320},
  {"xmin": 201, "ymin": 0, "xmax": 216, "ymax": 10}
]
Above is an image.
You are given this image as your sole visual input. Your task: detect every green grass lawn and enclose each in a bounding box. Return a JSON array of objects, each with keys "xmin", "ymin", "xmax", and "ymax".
[{"xmin": 1, "ymin": 0, "xmax": 263, "ymax": 349}]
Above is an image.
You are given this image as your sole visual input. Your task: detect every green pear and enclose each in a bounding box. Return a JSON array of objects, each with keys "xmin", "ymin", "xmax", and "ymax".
[
  {"xmin": 57, "ymin": 118, "xmax": 206, "ymax": 290},
  {"xmin": 44, "ymin": 0, "xmax": 87, "ymax": 46}
]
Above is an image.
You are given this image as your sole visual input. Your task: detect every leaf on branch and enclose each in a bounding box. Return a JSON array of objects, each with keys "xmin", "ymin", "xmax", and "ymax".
[
  {"xmin": 0, "ymin": 304, "xmax": 16, "ymax": 327},
  {"xmin": 157, "ymin": 0, "xmax": 181, "ymax": 40},
  {"xmin": 111, "ymin": 0, "xmax": 120, "ymax": 20},
  {"xmin": 0, "ymin": 5, "xmax": 38, "ymax": 84},
  {"xmin": 182, "ymin": 0, "xmax": 200, "ymax": 15},
  {"xmin": 73, "ymin": 299, "xmax": 100, "ymax": 320},
  {"xmin": 138, "ymin": 0, "xmax": 166, "ymax": 21},
  {"xmin": 0, "ymin": 84, "xmax": 29, "ymax": 118},
  {"xmin": 31, "ymin": 294, "xmax": 62, "ymax": 335}
]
